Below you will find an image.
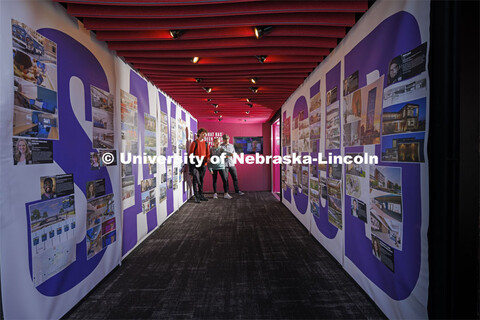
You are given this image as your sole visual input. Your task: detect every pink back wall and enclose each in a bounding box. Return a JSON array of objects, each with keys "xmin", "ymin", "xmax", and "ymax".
[{"xmin": 198, "ymin": 121, "xmax": 271, "ymax": 192}]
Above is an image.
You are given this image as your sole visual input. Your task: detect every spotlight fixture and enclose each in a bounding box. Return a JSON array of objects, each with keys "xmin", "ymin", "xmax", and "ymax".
[
  {"xmin": 206, "ymin": 98, "xmax": 212, "ymax": 102},
  {"xmin": 218, "ymin": 118, "xmax": 223, "ymax": 122},
  {"xmin": 195, "ymin": 78, "xmax": 203, "ymax": 83},
  {"xmin": 254, "ymin": 26, "xmax": 273, "ymax": 39},
  {"xmin": 247, "ymin": 103, "xmax": 253, "ymax": 108},
  {"xmin": 255, "ymin": 55, "xmax": 267, "ymax": 63},
  {"xmin": 246, "ymin": 98, "xmax": 251, "ymax": 102},
  {"xmin": 214, "ymin": 110, "xmax": 219, "ymax": 114},
  {"xmin": 219, "ymin": 115, "xmax": 223, "ymax": 118},
  {"xmin": 169, "ymin": 30, "xmax": 185, "ymax": 39},
  {"xmin": 246, "ymin": 111, "xmax": 250, "ymax": 115},
  {"xmin": 249, "ymin": 87, "xmax": 258, "ymax": 93},
  {"xmin": 212, "ymin": 104, "xmax": 218, "ymax": 108},
  {"xmin": 203, "ymin": 87, "xmax": 212, "ymax": 93},
  {"xmin": 191, "ymin": 56, "xmax": 200, "ymax": 64},
  {"xmin": 250, "ymin": 77, "xmax": 257, "ymax": 84}
]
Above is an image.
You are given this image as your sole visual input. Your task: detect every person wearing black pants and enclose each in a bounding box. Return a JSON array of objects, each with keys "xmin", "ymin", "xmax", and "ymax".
[
  {"xmin": 189, "ymin": 128, "xmax": 210, "ymax": 203},
  {"xmin": 191, "ymin": 165, "xmax": 207, "ymax": 201},
  {"xmin": 209, "ymin": 137, "xmax": 232, "ymax": 199},
  {"xmin": 211, "ymin": 169, "xmax": 230, "ymax": 196},
  {"xmin": 221, "ymin": 134, "xmax": 244, "ymax": 195}
]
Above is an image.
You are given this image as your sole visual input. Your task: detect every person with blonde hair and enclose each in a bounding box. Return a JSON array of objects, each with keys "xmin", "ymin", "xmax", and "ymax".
[
  {"xmin": 14, "ymin": 138, "xmax": 32, "ymax": 165},
  {"xmin": 209, "ymin": 137, "xmax": 231, "ymax": 199}
]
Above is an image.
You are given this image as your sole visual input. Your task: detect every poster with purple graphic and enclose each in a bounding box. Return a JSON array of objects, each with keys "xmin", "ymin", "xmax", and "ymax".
[{"xmin": 281, "ymin": 1, "xmax": 430, "ymax": 318}]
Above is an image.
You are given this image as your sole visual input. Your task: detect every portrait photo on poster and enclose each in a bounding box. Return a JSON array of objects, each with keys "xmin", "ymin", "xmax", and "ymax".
[
  {"xmin": 13, "ymin": 138, "xmax": 53, "ymax": 165},
  {"xmin": 40, "ymin": 173, "xmax": 74, "ymax": 200}
]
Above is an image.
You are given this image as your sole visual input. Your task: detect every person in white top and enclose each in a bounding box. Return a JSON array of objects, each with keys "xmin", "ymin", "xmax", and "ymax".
[{"xmin": 221, "ymin": 134, "xmax": 244, "ymax": 195}]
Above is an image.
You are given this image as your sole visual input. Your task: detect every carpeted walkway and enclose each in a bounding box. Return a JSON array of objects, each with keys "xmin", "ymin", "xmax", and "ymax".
[{"xmin": 65, "ymin": 192, "xmax": 385, "ymax": 319}]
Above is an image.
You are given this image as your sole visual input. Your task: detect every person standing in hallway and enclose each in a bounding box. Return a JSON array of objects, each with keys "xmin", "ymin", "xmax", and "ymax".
[
  {"xmin": 221, "ymin": 134, "xmax": 244, "ymax": 195},
  {"xmin": 209, "ymin": 138, "xmax": 232, "ymax": 199},
  {"xmin": 189, "ymin": 128, "xmax": 210, "ymax": 203}
]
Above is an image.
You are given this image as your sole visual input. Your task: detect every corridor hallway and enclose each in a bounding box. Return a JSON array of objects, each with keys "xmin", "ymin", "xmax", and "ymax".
[{"xmin": 66, "ymin": 192, "xmax": 385, "ymax": 319}]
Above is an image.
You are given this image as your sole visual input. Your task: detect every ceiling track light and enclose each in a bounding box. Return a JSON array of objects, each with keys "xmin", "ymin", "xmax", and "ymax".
[
  {"xmin": 218, "ymin": 118, "xmax": 223, "ymax": 122},
  {"xmin": 246, "ymin": 111, "xmax": 250, "ymax": 115},
  {"xmin": 169, "ymin": 30, "xmax": 185, "ymax": 39},
  {"xmin": 255, "ymin": 55, "xmax": 267, "ymax": 63},
  {"xmin": 247, "ymin": 103, "xmax": 253, "ymax": 108},
  {"xmin": 254, "ymin": 26, "xmax": 273, "ymax": 39},
  {"xmin": 250, "ymin": 77, "xmax": 257, "ymax": 84},
  {"xmin": 249, "ymin": 87, "xmax": 258, "ymax": 93},
  {"xmin": 203, "ymin": 87, "xmax": 212, "ymax": 93},
  {"xmin": 246, "ymin": 98, "xmax": 251, "ymax": 102},
  {"xmin": 212, "ymin": 104, "xmax": 218, "ymax": 108},
  {"xmin": 195, "ymin": 78, "xmax": 203, "ymax": 83},
  {"xmin": 191, "ymin": 56, "xmax": 200, "ymax": 64},
  {"xmin": 206, "ymin": 98, "xmax": 212, "ymax": 102},
  {"xmin": 214, "ymin": 110, "xmax": 219, "ymax": 114}
]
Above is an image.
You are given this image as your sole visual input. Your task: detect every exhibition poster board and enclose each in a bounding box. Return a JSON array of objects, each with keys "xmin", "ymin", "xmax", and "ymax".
[
  {"xmin": 0, "ymin": 0, "xmax": 196, "ymax": 318},
  {"xmin": 281, "ymin": 0, "xmax": 430, "ymax": 318}
]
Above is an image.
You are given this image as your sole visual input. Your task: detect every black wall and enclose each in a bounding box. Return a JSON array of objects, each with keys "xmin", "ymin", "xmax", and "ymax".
[{"xmin": 429, "ymin": 1, "xmax": 479, "ymax": 318}]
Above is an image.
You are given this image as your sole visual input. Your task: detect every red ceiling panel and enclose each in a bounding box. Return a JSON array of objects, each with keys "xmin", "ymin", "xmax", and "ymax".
[
  {"xmin": 83, "ymin": 13, "xmax": 356, "ymax": 30},
  {"xmin": 107, "ymin": 37, "xmax": 338, "ymax": 51},
  {"xmin": 67, "ymin": 2, "xmax": 367, "ymax": 18},
  {"xmin": 56, "ymin": 0, "xmax": 368, "ymax": 122},
  {"xmin": 126, "ymin": 56, "xmax": 322, "ymax": 65},
  {"xmin": 116, "ymin": 47, "xmax": 331, "ymax": 58},
  {"xmin": 95, "ymin": 26, "xmax": 346, "ymax": 42},
  {"xmin": 133, "ymin": 62, "xmax": 317, "ymax": 72}
]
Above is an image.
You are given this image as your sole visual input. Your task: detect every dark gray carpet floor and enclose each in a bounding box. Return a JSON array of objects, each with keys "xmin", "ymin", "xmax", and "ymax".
[{"xmin": 65, "ymin": 192, "xmax": 386, "ymax": 319}]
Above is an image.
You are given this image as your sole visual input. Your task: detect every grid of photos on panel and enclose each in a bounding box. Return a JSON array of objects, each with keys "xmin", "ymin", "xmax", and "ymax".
[
  {"xmin": 87, "ymin": 83, "xmax": 117, "ymax": 259},
  {"xmin": 159, "ymin": 110, "xmax": 168, "ymax": 201},
  {"xmin": 12, "ymin": 19, "xmax": 74, "ymax": 287},
  {"xmin": 176, "ymin": 118, "xmax": 186, "ymax": 187},
  {"xmin": 343, "ymin": 70, "xmax": 394, "ymax": 270},
  {"xmin": 280, "ymin": 115, "xmax": 290, "ymax": 192},
  {"xmin": 342, "ymin": 73, "xmax": 384, "ymax": 236},
  {"xmin": 309, "ymin": 87, "xmax": 321, "ymax": 218},
  {"xmin": 326, "ymin": 86, "xmax": 342, "ymax": 230},
  {"xmin": 342, "ymin": 42, "xmax": 427, "ymax": 272},
  {"xmin": 142, "ymin": 113, "xmax": 157, "ymax": 213},
  {"xmin": 12, "ymin": 19, "xmax": 57, "ymax": 165},
  {"xmin": 121, "ymin": 89, "xmax": 138, "ymax": 210},
  {"xmin": 290, "ymin": 107, "xmax": 308, "ymax": 197},
  {"xmin": 86, "ymin": 193, "xmax": 115, "ymax": 259},
  {"xmin": 30, "ymin": 175, "xmax": 75, "ymax": 286}
]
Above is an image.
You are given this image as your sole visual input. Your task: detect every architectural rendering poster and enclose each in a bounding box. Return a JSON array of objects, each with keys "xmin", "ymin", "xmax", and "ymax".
[
  {"xmin": 86, "ymin": 194, "xmax": 115, "ymax": 259},
  {"xmin": 144, "ymin": 113, "xmax": 157, "ymax": 174},
  {"xmin": 1, "ymin": 1, "xmax": 124, "ymax": 318},
  {"xmin": 120, "ymin": 89, "xmax": 138, "ymax": 209},
  {"xmin": 160, "ymin": 110, "xmax": 168, "ymax": 155},
  {"xmin": 12, "ymin": 19, "xmax": 59, "ymax": 141},
  {"xmin": 29, "ymin": 194, "xmax": 76, "ymax": 286},
  {"xmin": 281, "ymin": 0, "xmax": 430, "ymax": 318},
  {"xmin": 1, "ymin": 1, "xmax": 198, "ymax": 319},
  {"xmin": 91, "ymin": 85, "xmax": 115, "ymax": 149}
]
